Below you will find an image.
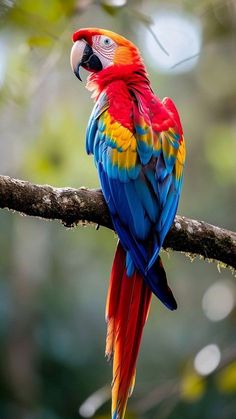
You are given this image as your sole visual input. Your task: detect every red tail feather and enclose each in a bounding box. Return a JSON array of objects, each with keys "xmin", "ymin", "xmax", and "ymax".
[{"xmin": 106, "ymin": 242, "xmax": 152, "ymax": 419}]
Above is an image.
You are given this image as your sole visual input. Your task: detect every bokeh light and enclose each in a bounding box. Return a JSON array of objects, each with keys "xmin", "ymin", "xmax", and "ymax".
[
  {"xmin": 202, "ymin": 281, "xmax": 235, "ymax": 322},
  {"xmin": 194, "ymin": 344, "xmax": 221, "ymax": 376},
  {"xmin": 79, "ymin": 386, "xmax": 110, "ymax": 418},
  {"xmin": 143, "ymin": 8, "xmax": 202, "ymax": 73},
  {"xmin": 102, "ymin": 0, "xmax": 127, "ymax": 6}
]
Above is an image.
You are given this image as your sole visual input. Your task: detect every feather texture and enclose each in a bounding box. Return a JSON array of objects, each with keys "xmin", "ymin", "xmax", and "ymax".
[
  {"xmin": 86, "ymin": 78, "xmax": 185, "ymax": 302},
  {"xmin": 106, "ymin": 242, "xmax": 152, "ymax": 419},
  {"xmin": 74, "ymin": 27, "xmax": 186, "ymax": 419}
]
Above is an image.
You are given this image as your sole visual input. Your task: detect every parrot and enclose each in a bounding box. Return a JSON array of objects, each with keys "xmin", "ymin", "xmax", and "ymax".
[{"xmin": 70, "ymin": 28, "xmax": 186, "ymax": 419}]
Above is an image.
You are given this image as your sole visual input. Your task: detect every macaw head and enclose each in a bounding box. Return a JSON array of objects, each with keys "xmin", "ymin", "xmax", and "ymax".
[{"xmin": 70, "ymin": 28, "xmax": 144, "ymax": 82}]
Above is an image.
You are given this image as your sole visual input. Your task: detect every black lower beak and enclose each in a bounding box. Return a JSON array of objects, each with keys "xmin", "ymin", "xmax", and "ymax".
[
  {"xmin": 74, "ymin": 43, "xmax": 103, "ymax": 81},
  {"xmin": 74, "ymin": 67, "xmax": 82, "ymax": 81}
]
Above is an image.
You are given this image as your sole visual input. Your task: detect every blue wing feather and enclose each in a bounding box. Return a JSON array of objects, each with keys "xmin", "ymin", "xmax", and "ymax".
[{"xmin": 86, "ymin": 90, "xmax": 185, "ymax": 310}]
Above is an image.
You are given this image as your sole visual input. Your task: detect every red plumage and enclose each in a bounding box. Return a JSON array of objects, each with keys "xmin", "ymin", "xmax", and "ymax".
[{"xmin": 106, "ymin": 242, "xmax": 152, "ymax": 418}]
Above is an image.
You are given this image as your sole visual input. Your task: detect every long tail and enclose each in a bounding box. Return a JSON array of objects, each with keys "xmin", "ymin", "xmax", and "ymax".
[{"xmin": 105, "ymin": 242, "xmax": 152, "ymax": 419}]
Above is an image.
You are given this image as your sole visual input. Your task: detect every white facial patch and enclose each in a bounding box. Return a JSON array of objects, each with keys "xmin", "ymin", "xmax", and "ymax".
[{"xmin": 92, "ymin": 35, "xmax": 117, "ymax": 68}]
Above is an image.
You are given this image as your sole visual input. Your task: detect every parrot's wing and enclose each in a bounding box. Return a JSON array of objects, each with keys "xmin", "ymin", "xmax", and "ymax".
[
  {"xmin": 134, "ymin": 96, "xmax": 186, "ymax": 270},
  {"xmin": 87, "ymin": 94, "xmax": 154, "ymax": 281},
  {"xmin": 86, "ymin": 91, "xmax": 185, "ymax": 308},
  {"xmin": 95, "ymin": 106, "xmax": 148, "ymax": 273}
]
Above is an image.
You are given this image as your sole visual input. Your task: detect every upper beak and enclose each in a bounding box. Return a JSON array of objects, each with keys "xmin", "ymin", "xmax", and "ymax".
[
  {"xmin": 70, "ymin": 40, "xmax": 86, "ymax": 81},
  {"xmin": 70, "ymin": 40, "xmax": 103, "ymax": 81}
]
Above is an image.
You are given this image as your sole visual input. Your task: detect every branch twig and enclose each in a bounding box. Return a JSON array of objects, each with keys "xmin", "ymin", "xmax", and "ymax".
[{"xmin": 0, "ymin": 175, "xmax": 235, "ymax": 270}]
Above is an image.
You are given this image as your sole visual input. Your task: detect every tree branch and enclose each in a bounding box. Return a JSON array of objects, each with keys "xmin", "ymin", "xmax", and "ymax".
[{"xmin": 0, "ymin": 175, "xmax": 235, "ymax": 270}]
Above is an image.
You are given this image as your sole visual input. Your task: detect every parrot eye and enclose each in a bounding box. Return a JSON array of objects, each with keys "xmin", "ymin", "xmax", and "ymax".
[
  {"xmin": 99, "ymin": 36, "xmax": 114, "ymax": 48},
  {"xmin": 92, "ymin": 34, "xmax": 117, "ymax": 64}
]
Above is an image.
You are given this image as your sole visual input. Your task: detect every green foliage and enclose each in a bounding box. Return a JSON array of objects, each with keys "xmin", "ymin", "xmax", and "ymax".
[
  {"xmin": 205, "ymin": 125, "xmax": 236, "ymax": 184},
  {"xmin": 22, "ymin": 105, "xmax": 91, "ymax": 186}
]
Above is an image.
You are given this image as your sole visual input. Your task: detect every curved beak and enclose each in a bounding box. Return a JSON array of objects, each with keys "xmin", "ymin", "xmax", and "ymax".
[{"xmin": 70, "ymin": 40, "xmax": 103, "ymax": 81}]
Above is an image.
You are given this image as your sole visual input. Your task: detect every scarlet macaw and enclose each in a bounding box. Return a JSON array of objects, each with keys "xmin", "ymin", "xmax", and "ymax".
[{"xmin": 70, "ymin": 28, "xmax": 186, "ymax": 419}]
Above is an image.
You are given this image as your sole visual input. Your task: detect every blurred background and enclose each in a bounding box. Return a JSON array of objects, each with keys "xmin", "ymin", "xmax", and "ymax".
[{"xmin": 0, "ymin": 0, "xmax": 236, "ymax": 418}]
